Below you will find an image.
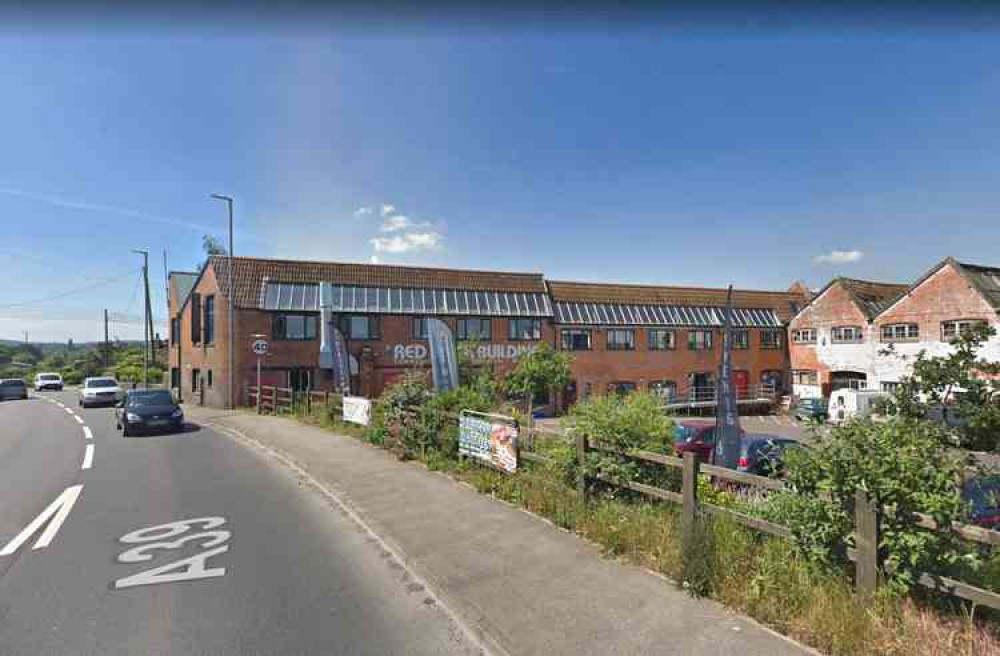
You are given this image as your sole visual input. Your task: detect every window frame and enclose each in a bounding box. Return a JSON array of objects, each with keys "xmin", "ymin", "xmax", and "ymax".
[
  {"xmin": 730, "ymin": 329, "xmax": 749, "ymax": 350},
  {"xmin": 339, "ymin": 315, "xmax": 380, "ymax": 341},
  {"xmin": 760, "ymin": 329, "xmax": 782, "ymax": 349},
  {"xmin": 687, "ymin": 329, "xmax": 713, "ymax": 351},
  {"xmin": 203, "ymin": 295, "xmax": 215, "ymax": 345},
  {"xmin": 881, "ymin": 323, "xmax": 920, "ymax": 342},
  {"xmin": 648, "ymin": 380, "xmax": 677, "ymax": 401},
  {"xmin": 605, "ymin": 328, "xmax": 636, "ymax": 351},
  {"xmin": 648, "ymin": 328, "xmax": 676, "ymax": 351},
  {"xmin": 456, "ymin": 317, "xmax": 493, "ymax": 342},
  {"xmin": 560, "ymin": 328, "xmax": 593, "ymax": 351},
  {"xmin": 509, "ymin": 318, "xmax": 541, "ymax": 341},
  {"xmin": 273, "ymin": 313, "xmax": 319, "ymax": 341},
  {"xmin": 413, "ymin": 317, "xmax": 428, "ymax": 340},
  {"xmin": 791, "ymin": 369, "xmax": 818, "ymax": 386},
  {"xmin": 941, "ymin": 319, "xmax": 987, "ymax": 342},
  {"xmin": 830, "ymin": 325, "xmax": 864, "ymax": 343},
  {"xmin": 791, "ymin": 328, "xmax": 816, "ymax": 344}
]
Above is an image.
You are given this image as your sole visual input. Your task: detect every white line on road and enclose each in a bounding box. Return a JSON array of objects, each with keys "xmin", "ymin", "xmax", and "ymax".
[
  {"xmin": 0, "ymin": 485, "xmax": 83, "ymax": 556},
  {"xmin": 81, "ymin": 444, "xmax": 94, "ymax": 470},
  {"xmin": 64, "ymin": 407, "xmax": 74, "ymax": 415},
  {"xmin": 74, "ymin": 415, "xmax": 84, "ymax": 425},
  {"xmin": 82, "ymin": 427, "xmax": 93, "ymax": 440}
]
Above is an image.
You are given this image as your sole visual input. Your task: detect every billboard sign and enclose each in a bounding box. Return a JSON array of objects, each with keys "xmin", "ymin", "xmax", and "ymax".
[
  {"xmin": 342, "ymin": 396, "xmax": 372, "ymax": 426},
  {"xmin": 459, "ymin": 411, "xmax": 519, "ymax": 474}
]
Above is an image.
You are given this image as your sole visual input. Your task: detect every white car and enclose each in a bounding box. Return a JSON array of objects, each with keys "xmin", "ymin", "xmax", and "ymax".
[
  {"xmin": 79, "ymin": 377, "xmax": 123, "ymax": 408},
  {"xmin": 34, "ymin": 372, "xmax": 64, "ymax": 391}
]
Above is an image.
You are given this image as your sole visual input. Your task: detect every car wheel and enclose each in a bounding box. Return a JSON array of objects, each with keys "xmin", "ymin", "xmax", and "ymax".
[{"xmin": 122, "ymin": 424, "xmax": 130, "ymax": 437}]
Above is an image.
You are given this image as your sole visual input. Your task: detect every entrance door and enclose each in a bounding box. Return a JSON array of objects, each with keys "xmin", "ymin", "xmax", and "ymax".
[
  {"xmin": 733, "ymin": 370, "xmax": 749, "ymax": 399},
  {"xmin": 689, "ymin": 372, "xmax": 715, "ymax": 402}
]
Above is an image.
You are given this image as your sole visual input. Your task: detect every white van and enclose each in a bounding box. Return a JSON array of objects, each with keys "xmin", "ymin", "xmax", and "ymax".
[
  {"xmin": 829, "ymin": 389, "xmax": 887, "ymax": 424},
  {"xmin": 34, "ymin": 372, "xmax": 64, "ymax": 391}
]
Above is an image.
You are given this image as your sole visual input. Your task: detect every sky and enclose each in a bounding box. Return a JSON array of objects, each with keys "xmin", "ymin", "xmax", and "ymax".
[{"xmin": 2, "ymin": 10, "xmax": 1000, "ymax": 342}]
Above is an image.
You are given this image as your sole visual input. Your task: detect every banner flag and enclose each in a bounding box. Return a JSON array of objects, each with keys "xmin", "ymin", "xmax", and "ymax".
[
  {"xmin": 427, "ymin": 318, "xmax": 459, "ymax": 392},
  {"xmin": 713, "ymin": 285, "xmax": 742, "ymax": 469},
  {"xmin": 331, "ymin": 326, "xmax": 351, "ymax": 394}
]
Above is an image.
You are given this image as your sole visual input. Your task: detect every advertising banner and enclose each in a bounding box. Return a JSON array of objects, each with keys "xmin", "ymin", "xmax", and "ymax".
[
  {"xmin": 342, "ymin": 396, "xmax": 372, "ymax": 426},
  {"xmin": 427, "ymin": 318, "xmax": 459, "ymax": 392},
  {"xmin": 459, "ymin": 411, "xmax": 519, "ymax": 474},
  {"xmin": 330, "ymin": 326, "xmax": 351, "ymax": 394},
  {"xmin": 713, "ymin": 285, "xmax": 742, "ymax": 469}
]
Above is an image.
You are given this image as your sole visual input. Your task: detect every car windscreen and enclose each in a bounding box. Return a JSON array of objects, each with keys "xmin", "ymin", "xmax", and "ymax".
[
  {"xmin": 40, "ymin": 374, "xmax": 60, "ymax": 381},
  {"xmin": 128, "ymin": 391, "xmax": 175, "ymax": 406},
  {"xmin": 1, "ymin": 380, "xmax": 25, "ymax": 387},
  {"xmin": 87, "ymin": 379, "xmax": 117, "ymax": 388},
  {"xmin": 673, "ymin": 425, "xmax": 696, "ymax": 442}
]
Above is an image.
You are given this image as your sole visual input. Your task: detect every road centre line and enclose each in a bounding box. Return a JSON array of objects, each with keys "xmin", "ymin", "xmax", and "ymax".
[
  {"xmin": 81, "ymin": 444, "xmax": 94, "ymax": 470},
  {"xmin": 82, "ymin": 427, "xmax": 93, "ymax": 440},
  {"xmin": 74, "ymin": 415, "xmax": 84, "ymax": 425}
]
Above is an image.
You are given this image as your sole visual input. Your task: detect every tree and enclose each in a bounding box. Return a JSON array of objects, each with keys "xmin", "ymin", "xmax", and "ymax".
[
  {"xmin": 504, "ymin": 342, "xmax": 573, "ymax": 420},
  {"xmin": 880, "ymin": 323, "xmax": 1000, "ymax": 451},
  {"xmin": 198, "ymin": 234, "xmax": 228, "ymax": 272}
]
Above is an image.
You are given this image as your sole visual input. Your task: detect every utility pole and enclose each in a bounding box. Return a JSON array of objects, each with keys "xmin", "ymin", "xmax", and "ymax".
[
  {"xmin": 104, "ymin": 309, "xmax": 110, "ymax": 368},
  {"xmin": 211, "ymin": 194, "xmax": 235, "ymax": 409},
  {"xmin": 132, "ymin": 249, "xmax": 150, "ymax": 389}
]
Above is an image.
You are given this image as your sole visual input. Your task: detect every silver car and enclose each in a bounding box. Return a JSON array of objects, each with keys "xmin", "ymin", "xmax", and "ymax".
[
  {"xmin": 0, "ymin": 379, "xmax": 28, "ymax": 401},
  {"xmin": 79, "ymin": 377, "xmax": 123, "ymax": 408}
]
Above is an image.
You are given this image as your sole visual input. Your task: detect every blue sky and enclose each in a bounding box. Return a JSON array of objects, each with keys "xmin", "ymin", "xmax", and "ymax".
[{"xmin": 2, "ymin": 20, "xmax": 999, "ymax": 341}]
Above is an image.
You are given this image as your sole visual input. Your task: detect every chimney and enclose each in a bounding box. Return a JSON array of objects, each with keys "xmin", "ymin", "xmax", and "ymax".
[{"xmin": 319, "ymin": 281, "xmax": 334, "ymax": 369}]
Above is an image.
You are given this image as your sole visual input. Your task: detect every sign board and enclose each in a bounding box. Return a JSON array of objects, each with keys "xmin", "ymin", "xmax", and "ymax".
[
  {"xmin": 459, "ymin": 411, "xmax": 518, "ymax": 474},
  {"xmin": 251, "ymin": 339, "xmax": 269, "ymax": 356},
  {"xmin": 342, "ymin": 396, "xmax": 372, "ymax": 426}
]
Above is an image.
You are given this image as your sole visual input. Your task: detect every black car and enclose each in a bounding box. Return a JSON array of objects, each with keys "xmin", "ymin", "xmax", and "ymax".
[
  {"xmin": 738, "ymin": 434, "xmax": 810, "ymax": 476},
  {"xmin": 115, "ymin": 389, "xmax": 184, "ymax": 436}
]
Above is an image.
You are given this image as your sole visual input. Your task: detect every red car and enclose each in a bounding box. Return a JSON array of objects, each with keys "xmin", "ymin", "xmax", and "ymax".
[{"xmin": 673, "ymin": 421, "xmax": 746, "ymax": 463}]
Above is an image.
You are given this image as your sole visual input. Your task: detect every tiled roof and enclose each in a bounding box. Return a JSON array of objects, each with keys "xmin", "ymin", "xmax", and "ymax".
[
  {"xmin": 211, "ymin": 256, "xmax": 548, "ymax": 309},
  {"xmin": 547, "ymin": 280, "xmax": 805, "ymax": 322},
  {"xmin": 838, "ymin": 278, "xmax": 909, "ymax": 319},
  {"xmin": 955, "ymin": 262, "xmax": 1000, "ymax": 312}
]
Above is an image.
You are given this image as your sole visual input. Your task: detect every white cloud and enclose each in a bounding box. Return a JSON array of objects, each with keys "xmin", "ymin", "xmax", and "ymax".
[
  {"xmin": 353, "ymin": 205, "xmax": 374, "ymax": 218},
  {"xmin": 370, "ymin": 231, "xmax": 443, "ymax": 254},
  {"xmin": 370, "ymin": 255, "xmax": 379, "ymax": 264},
  {"xmin": 380, "ymin": 214, "xmax": 412, "ymax": 232},
  {"xmin": 380, "ymin": 203, "xmax": 396, "ymax": 217},
  {"xmin": 814, "ymin": 249, "xmax": 864, "ymax": 264}
]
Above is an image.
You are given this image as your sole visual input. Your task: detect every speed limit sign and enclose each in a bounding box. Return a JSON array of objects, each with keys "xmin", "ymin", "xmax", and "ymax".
[{"xmin": 251, "ymin": 339, "xmax": 269, "ymax": 356}]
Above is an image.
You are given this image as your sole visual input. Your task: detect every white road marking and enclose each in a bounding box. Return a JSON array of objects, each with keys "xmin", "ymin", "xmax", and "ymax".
[
  {"xmin": 64, "ymin": 407, "xmax": 74, "ymax": 415},
  {"xmin": 74, "ymin": 415, "xmax": 84, "ymax": 425},
  {"xmin": 81, "ymin": 444, "xmax": 94, "ymax": 470},
  {"xmin": 113, "ymin": 517, "xmax": 231, "ymax": 589},
  {"xmin": 55, "ymin": 402, "xmax": 65, "ymax": 408},
  {"xmin": 82, "ymin": 427, "xmax": 93, "ymax": 440},
  {"xmin": 0, "ymin": 485, "xmax": 83, "ymax": 556}
]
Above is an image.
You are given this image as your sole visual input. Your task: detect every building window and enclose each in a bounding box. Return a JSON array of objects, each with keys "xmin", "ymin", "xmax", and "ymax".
[
  {"xmin": 648, "ymin": 380, "xmax": 677, "ymax": 401},
  {"xmin": 831, "ymin": 326, "xmax": 863, "ymax": 343},
  {"xmin": 760, "ymin": 329, "xmax": 782, "ymax": 349},
  {"xmin": 730, "ymin": 329, "xmax": 749, "ymax": 349},
  {"xmin": 881, "ymin": 323, "xmax": 919, "ymax": 342},
  {"xmin": 192, "ymin": 368, "xmax": 200, "ymax": 392},
  {"xmin": 608, "ymin": 381, "xmax": 636, "ymax": 397},
  {"xmin": 791, "ymin": 328, "xmax": 816, "ymax": 344},
  {"xmin": 207, "ymin": 370, "xmax": 213, "ymax": 388},
  {"xmin": 792, "ymin": 370, "xmax": 818, "ymax": 386},
  {"xmin": 170, "ymin": 367, "xmax": 180, "ymax": 389},
  {"xmin": 688, "ymin": 372, "xmax": 715, "ymax": 401},
  {"xmin": 457, "ymin": 318, "xmax": 492, "ymax": 341},
  {"xmin": 606, "ymin": 328, "xmax": 636, "ymax": 351},
  {"xmin": 339, "ymin": 315, "xmax": 380, "ymax": 341},
  {"xmin": 509, "ymin": 318, "xmax": 541, "ymax": 341},
  {"xmin": 288, "ymin": 368, "xmax": 313, "ymax": 392},
  {"xmin": 170, "ymin": 317, "xmax": 180, "ymax": 345},
  {"xmin": 203, "ymin": 295, "xmax": 215, "ymax": 344},
  {"xmin": 881, "ymin": 381, "xmax": 901, "ymax": 393},
  {"xmin": 274, "ymin": 314, "xmax": 319, "ymax": 341},
  {"xmin": 561, "ymin": 329, "xmax": 592, "ymax": 351},
  {"xmin": 413, "ymin": 317, "xmax": 428, "ymax": 340},
  {"xmin": 941, "ymin": 319, "xmax": 987, "ymax": 342},
  {"xmin": 687, "ymin": 330, "xmax": 713, "ymax": 351},
  {"xmin": 648, "ymin": 329, "xmax": 676, "ymax": 351},
  {"xmin": 761, "ymin": 370, "xmax": 783, "ymax": 394}
]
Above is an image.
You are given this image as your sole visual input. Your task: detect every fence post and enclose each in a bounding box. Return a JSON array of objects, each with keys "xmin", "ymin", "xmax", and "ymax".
[
  {"xmin": 575, "ymin": 432, "xmax": 589, "ymax": 503},
  {"xmin": 854, "ymin": 489, "xmax": 880, "ymax": 600},
  {"xmin": 681, "ymin": 451, "xmax": 700, "ymax": 547}
]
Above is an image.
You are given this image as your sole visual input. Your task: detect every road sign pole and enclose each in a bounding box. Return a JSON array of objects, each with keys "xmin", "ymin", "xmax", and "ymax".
[{"xmin": 256, "ymin": 356, "xmax": 262, "ymax": 414}]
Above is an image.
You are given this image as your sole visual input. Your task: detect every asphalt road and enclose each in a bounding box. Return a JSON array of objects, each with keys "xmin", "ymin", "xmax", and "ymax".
[{"xmin": 0, "ymin": 390, "xmax": 482, "ymax": 656}]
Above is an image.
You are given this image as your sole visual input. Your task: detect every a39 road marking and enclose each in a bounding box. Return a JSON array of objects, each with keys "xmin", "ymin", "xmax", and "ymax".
[{"xmin": 113, "ymin": 517, "xmax": 231, "ymax": 589}]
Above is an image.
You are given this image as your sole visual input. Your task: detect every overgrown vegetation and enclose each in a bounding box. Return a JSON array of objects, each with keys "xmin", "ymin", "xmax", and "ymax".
[
  {"xmin": 503, "ymin": 342, "xmax": 573, "ymax": 418},
  {"xmin": 0, "ymin": 341, "xmax": 158, "ymax": 385}
]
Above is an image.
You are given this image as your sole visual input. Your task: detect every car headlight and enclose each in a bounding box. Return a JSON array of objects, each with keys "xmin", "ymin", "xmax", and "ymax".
[
  {"xmin": 126, "ymin": 413, "xmax": 142, "ymax": 422},
  {"xmin": 171, "ymin": 409, "xmax": 183, "ymax": 419}
]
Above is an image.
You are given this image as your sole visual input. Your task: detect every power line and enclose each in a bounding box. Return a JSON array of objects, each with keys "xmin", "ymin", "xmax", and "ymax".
[{"xmin": 0, "ymin": 269, "xmax": 138, "ymax": 309}]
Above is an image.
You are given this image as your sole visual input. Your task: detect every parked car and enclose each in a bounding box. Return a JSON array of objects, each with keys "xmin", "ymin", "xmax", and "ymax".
[
  {"xmin": 673, "ymin": 421, "xmax": 746, "ymax": 463},
  {"xmin": 962, "ymin": 476, "xmax": 1000, "ymax": 529},
  {"xmin": 79, "ymin": 377, "xmax": 123, "ymax": 408},
  {"xmin": 34, "ymin": 372, "xmax": 64, "ymax": 391},
  {"xmin": 0, "ymin": 378, "xmax": 29, "ymax": 401},
  {"xmin": 115, "ymin": 389, "xmax": 184, "ymax": 436},
  {"xmin": 794, "ymin": 397, "xmax": 828, "ymax": 423},
  {"xmin": 737, "ymin": 435, "xmax": 810, "ymax": 476}
]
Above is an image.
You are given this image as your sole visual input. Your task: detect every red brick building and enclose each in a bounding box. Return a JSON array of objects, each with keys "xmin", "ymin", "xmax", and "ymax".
[
  {"xmin": 789, "ymin": 257, "xmax": 1000, "ymax": 399},
  {"xmin": 168, "ymin": 255, "xmax": 806, "ymax": 409}
]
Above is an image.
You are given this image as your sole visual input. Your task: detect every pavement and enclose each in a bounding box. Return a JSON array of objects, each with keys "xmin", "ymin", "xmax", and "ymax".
[
  {"xmin": 188, "ymin": 405, "xmax": 813, "ymax": 656},
  {"xmin": 0, "ymin": 391, "xmax": 482, "ymax": 656}
]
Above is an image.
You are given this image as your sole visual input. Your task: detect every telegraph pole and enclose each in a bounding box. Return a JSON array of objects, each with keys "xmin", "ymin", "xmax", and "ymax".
[
  {"xmin": 211, "ymin": 194, "xmax": 235, "ymax": 409},
  {"xmin": 104, "ymin": 309, "xmax": 110, "ymax": 368},
  {"xmin": 132, "ymin": 250, "xmax": 150, "ymax": 388}
]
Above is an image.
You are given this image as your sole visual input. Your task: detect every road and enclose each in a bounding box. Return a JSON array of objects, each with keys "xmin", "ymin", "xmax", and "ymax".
[{"xmin": 0, "ymin": 390, "xmax": 482, "ymax": 656}]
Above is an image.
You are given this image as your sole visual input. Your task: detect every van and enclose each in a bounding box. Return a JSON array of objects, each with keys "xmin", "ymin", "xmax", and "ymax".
[{"xmin": 829, "ymin": 389, "xmax": 887, "ymax": 424}]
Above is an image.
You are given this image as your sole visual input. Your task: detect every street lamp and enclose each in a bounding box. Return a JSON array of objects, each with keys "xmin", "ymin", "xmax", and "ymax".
[{"xmin": 211, "ymin": 194, "xmax": 235, "ymax": 409}]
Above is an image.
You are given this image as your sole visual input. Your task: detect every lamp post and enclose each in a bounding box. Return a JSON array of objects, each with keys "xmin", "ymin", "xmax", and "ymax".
[{"xmin": 211, "ymin": 194, "xmax": 235, "ymax": 409}]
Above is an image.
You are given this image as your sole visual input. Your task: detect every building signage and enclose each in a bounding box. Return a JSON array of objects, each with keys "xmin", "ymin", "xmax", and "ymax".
[
  {"xmin": 389, "ymin": 343, "xmax": 534, "ymax": 365},
  {"xmin": 459, "ymin": 411, "xmax": 518, "ymax": 474},
  {"xmin": 251, "ymin": 339, "xmax": 269, "ymax": 356},
  {"xmin": 342, "ymin": 396, "xmax": 372, "ymax": 426},
  {"xmin": 330, "ymin": 327, "xmax": 351, "ymax": 394}
]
